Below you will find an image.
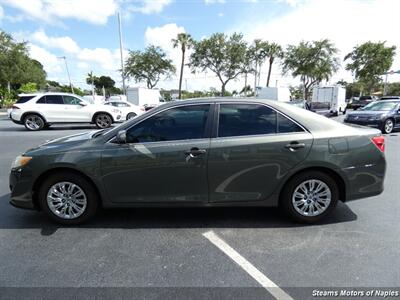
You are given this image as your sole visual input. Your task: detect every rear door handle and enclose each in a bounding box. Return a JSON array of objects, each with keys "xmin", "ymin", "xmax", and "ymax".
[
  {"xmin": 185, "ymin": 147, "xmax": 207, "ymax": 156},
  {"xmin": 285, "ymin": 142, "xmax": 306, "ymax": 151}
]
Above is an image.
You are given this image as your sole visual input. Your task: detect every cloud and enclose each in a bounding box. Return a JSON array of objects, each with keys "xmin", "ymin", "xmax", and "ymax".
[
  {"xmin": 232, "ymin": 0, "xmax": 400, "ymax": 86},
  {"xmin": 0, "ymin": 0, "xmax": 118, "ymax": 25},
  {"xmin": 28, "ymin": 44, "xmax": 64, "ymax": 74},
  {"xmin": 31, "ymin": 30, "xmax": 80, "ymax": 54},
  {"xmin": 204, "ymin": 0, "xmax": 226, "ymax": 4},
  {"xmin": 0, "ymin": 5, "xmax": 3, "ymax": 20},
  {"xmin": 218, "ymin": 12, "xmax": 224, "ymax": 17},
  {"xmin": 127, "ymin": 0, "xmax": 172, "ymax": 14}
]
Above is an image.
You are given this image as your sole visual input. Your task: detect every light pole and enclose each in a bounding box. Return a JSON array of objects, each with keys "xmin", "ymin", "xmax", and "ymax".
[
  {"xmin": 118, "ymin": 12, "xmax": 126, "ymax": 95},
  {"xmin": 58, "ymin": 56, "xmax": 74, "ymax": 94}
]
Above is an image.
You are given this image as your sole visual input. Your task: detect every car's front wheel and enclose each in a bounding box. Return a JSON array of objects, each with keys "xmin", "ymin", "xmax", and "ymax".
[
  {"xmin": 382, "ymin": 119, "xmax": 394, "ymax": 134},
  {"xmin": 126, "ymin": 112, "xmax": 137, "ymax": 120},
  {"xmin": 280, "ymin": 171, "xmax": 339, "ymax": 223},
  {"xmin": 24, "ymin": 114, "xmax": 45, "ymax": 131},
  {"xmin": 94, "ymin": 113, "xmax": 112, "ymax": 129},
  {"xmin": 38, "ymin": 172, "xmax": 98, "ymax": 225}
]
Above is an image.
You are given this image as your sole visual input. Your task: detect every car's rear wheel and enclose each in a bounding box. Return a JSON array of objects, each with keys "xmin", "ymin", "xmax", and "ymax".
[
  {"xmin": 38, "ymin": 172, "xmax": 98, "ymax": 225},
  {"xmin": 94, "ymin": 113, "xmax": 112, "ymax": 129},
  {"xmin": 126, "ymin": 112, "xmax": 137, "ymax": 120},
  {"xmin": 280, "ymin": 171, "xmax": 339, "ymax": 223},
  {"xmin": 24, "ymin": 114, "xmax": 45, "ymax": 131},
  {"xmin": 382, "ymin": 119, "xmax": 394, "ymax": 134}
]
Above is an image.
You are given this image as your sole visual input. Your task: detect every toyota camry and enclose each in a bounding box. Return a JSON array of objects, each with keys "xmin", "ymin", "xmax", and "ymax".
[{"xmin": 9, "ymin": 98, "xmax": 386, "ymax": 225}]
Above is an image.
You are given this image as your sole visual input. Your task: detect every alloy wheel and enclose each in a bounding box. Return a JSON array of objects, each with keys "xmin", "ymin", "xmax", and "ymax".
[
  {"xmin": 384, "ymin": 119, "xmax": 394, "ymax": 134},
  {"xmin": 25, "ymin": 115, "xmax": 43, "ymax": 130},
  {"xmin": 96, "ymin": 114, "xmax": 111, "ymax": 128},
  {"xmin": 292, "ymin": 179, "xmax": 332, "ymax": 217},
  {"xmin": 46, "ymin": 181, "xmax": 87, "ymax": 219}
]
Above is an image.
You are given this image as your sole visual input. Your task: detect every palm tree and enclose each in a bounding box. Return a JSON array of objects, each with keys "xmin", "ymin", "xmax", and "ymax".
[
  {"xmin": 172, "ymin": 33, "xmax": 194, "ymax": 99},
  {"xmin": 265, "ymin": 43, "xmax": 283, "ymax": 87}
]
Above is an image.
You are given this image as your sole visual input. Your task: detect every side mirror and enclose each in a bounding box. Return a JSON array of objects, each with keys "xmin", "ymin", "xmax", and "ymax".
[
  {"xmin": 116, "ymin": 130, "xmax": 127, "ymax": 144},
  {"xmin": 79, "ymin": 102, "xmax": 87, "ymax": 106}
]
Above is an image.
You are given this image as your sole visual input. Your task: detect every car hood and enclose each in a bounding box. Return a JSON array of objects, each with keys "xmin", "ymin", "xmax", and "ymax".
[{"xmin": 25, "ymin": 131, "xmax": 98, "ymax": 155}]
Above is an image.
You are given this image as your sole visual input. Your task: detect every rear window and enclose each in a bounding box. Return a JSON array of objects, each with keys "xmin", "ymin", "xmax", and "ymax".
[
  {"xmin": 359, "ymin": 96, "xmax": 372, "ymax": 101},
  {"xmin": 16, "ymin": 96, "xmax": 35, "ymax": 103}
]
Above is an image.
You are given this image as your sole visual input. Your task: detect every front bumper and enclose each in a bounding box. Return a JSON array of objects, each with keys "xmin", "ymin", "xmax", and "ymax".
[
  {"xmin": 9, "ymin": 168, "xmax": 36, "ymax": 210},
  {"xmin": 344, "ymin": 119, "xmax": 382, "ymax": 129}
]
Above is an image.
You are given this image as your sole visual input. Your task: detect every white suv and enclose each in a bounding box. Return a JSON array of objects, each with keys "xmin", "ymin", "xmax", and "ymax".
[{"xmin": 10, "ymin": 93, "xmax": 122, "ymax": 131}]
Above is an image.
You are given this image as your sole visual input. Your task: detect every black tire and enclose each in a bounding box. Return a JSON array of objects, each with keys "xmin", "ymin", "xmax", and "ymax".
[
  {"xmin": 381, "ymin": 118, "xmax": 394, "ymax": 134},
  {"xmin": 23, "ymin": 114, "xmax": 45, "ymax": 131},
  {"xmin": 94, "ymin": 113, "xmax": 112, "ymax": 129},
  {"xmin": 126, "ymin": 112, "xmax": 137, "ymax": 120},
  {"xmin": 342, "ymin": 108, "xmax": 346, "ymax": 115},
  {"xmin": 38, "ymin": 172, "xmax": 99, "ymax": 225},
  {"xmin": 280, "ymin": 171, "xmax": 339, "ymax": 224}
]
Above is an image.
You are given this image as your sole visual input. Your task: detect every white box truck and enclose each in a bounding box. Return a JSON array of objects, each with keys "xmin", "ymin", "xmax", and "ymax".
[
  {"xmin": 126, "ymin": 87, "xmax": 162, "ymax": 108},
  {"xmin": 311, "ymin": 86, "xmax": 347, "ymax": 115},
  {"xmin": 256, "ymin": 87, "xmax": 291, "ymax": 102}
]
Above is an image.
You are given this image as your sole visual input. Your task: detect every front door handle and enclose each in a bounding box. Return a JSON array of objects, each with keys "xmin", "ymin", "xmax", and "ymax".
[
  {"xmin": 185, "ymin": 147, "xmax": 207, "ymax": 157},
  {"xmin": 285, "ymin": 142, "xmax": 306, "ymax": 151}
]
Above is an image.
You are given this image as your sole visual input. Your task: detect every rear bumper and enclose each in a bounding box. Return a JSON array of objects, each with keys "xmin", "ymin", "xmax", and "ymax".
[{"xmin": 342, "ymin": 160, "xmax": 386, "ymax": 202}]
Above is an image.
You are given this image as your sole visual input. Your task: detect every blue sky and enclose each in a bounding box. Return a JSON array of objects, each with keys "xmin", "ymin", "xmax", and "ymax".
[{"xmin": 0, "ymin": 0, "xmax": 399, "ymax": 92}]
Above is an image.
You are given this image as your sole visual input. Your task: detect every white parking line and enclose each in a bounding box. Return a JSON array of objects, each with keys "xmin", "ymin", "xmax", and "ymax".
[{"xmin": 203, "ymin": 231, "xmax": 293, "ymax": 300}]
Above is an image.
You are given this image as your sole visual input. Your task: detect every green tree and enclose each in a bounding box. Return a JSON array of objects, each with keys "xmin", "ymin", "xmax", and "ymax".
[
  {"xmin": 345, "ymin": 41, "xmax": 396, "ymax": 93},
  {"xmin": 248, "ymin": 39, "xmax": 269, "ymax": 88},
  {"xmin": 125, "ymin": 45, "xmax": 176, "ymax": 89},
  {"xmin": 190, "ymin": 33, "xmax": 248, "ymax": 95},
  {"xmin": 85, "ymin": 74, "xmax": 121, "ymax": 95},
  {"xmin": 172, "ymin": 33, "xmax": 194, "ymax": 99},
  {"xmin": 282, "ymin": 39, "xmax": 339, "ymax": 100},
  {"xmin": 18, "ymin": 82, "xmax": 37, "ymax": 94},
  {"xmin": 387, "ymin": 82, "xmax": 400, "ymax": 96},
  {"xmin": 0, "ymin": 31, "xmax": 46, "ymax": 89},
  {"xmin": 265, "ymin": 42, "xmax": 283, "ymax": 87}
]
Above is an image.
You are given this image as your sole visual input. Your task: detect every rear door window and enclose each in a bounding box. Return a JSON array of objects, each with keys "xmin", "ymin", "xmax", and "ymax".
[
  {"xmin": 45, "ymin": 95, "xmax": 64, "ymax": 104},
  {"xmin": 277, "ymin": 113, "xmax": 304, "ymax": 133},
  {"xmin": 218, "ymin": 104, "xmax": 277, "ymax": 137}
]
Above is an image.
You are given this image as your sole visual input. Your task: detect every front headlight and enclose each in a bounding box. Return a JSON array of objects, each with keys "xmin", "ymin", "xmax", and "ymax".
[
  {"xmin": 11, "ymin": 155, "xmax": 32, "ymax": 169},
  {"xmin": 368, "ymin": 115, "xmax": 382, "ymax": 121}
]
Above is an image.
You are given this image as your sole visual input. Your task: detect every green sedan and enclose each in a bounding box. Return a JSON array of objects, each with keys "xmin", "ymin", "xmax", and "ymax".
[{"xmin": 9, "ymin": 98, "xmax": 386, "ymax": 225}]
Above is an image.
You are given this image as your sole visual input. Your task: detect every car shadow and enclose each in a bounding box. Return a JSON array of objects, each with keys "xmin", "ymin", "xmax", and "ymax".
[{"xmin": 0, "ymin": 193, "xmax": 357, "ymax": 235}]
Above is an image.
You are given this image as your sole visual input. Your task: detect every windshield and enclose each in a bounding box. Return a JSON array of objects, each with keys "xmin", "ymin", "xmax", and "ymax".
[{"xmin": 361, "ymin": 101, "xmax": 398, "ymax": 111}]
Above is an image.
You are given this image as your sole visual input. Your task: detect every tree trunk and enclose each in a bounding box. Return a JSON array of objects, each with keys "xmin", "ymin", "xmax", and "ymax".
[
  {"xmin": 221, "ymin": 82, "xmax": 226, "ymax": 96},
  {"xmin": 244, "ymin": 73, "xmax": 248, "ymax": 97},
  {"xmin": 304, "ymin": 86, "xmax": 309, "ymax": 101},
  {"xmin": 178, "ymin": 48, "xmax": 185, "ymax": 99},
  {"xmin": 266, "ymin": 58, "xmax": 273, "ymax": 87}
]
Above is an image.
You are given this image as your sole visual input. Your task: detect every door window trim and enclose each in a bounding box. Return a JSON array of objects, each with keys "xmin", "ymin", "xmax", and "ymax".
[
  {"xmin": 108, "ymin": 102, "xmax": 215, "ymax": 144},
  {"xmin": 213, "ymin": 101, "xmax": 308, "ymax": 139}
]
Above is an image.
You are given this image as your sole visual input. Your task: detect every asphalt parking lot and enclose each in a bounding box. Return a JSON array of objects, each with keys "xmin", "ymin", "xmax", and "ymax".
[{"xmin": 0, "ymin": 114, "xmax": 399, "ymax": 299}]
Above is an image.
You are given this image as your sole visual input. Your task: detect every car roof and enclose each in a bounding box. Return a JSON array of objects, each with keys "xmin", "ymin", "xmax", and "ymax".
[{"xmin": 115, "ymin": 97, "xmax": 353, "ymax": 134}]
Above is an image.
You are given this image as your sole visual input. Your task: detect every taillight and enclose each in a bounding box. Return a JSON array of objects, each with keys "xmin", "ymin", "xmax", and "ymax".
[
  {"xmin": 371, "ymin": 136, "xmax": 385, "ymax": 152},
  {"xmin": 12, "ymin": 105, "xmax": 20, "ymax": 110}
]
